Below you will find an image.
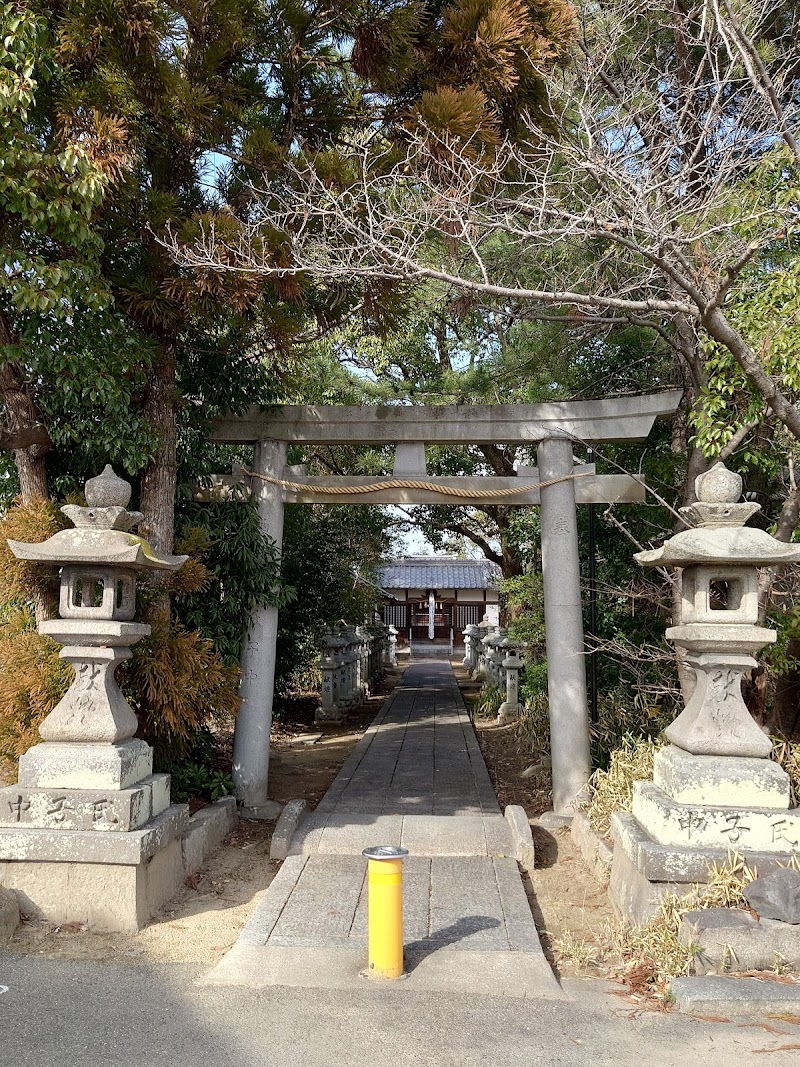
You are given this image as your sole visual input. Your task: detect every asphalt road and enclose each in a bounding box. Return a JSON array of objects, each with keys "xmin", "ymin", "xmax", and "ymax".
[{"xmin": 2, "ymin": 953, "xmax": 797, "ymax": 1067}]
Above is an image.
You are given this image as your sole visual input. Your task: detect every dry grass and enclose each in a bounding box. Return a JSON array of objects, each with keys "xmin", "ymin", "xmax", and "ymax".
[
  {"xmin": 513, "ymin": 692, "xmax": 550, "ymax": 758},
  {"xmin": 586, "ymin": 735, "xmax": 665, "ymax": 837},
  {"xmin": 554, "ymin": 852, "xmax": 794, "ymax": 998},
  {"xmin": 772, "ymin": 737, "xmax": 800, "ymax": 807},
  {"xmin": 612, "ymin": 853, "xmax": 761, "ymax": 994}
]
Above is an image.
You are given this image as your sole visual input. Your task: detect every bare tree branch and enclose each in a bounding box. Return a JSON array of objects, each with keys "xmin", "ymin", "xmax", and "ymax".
[{"xmin": 164, "ymin": 0, "xmax": 800, "ymax": 444}]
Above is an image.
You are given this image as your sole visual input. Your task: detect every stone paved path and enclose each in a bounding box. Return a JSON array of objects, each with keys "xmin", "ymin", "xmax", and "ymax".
[
  {"xmin": 314, "ymin": 661, "xmax": 498, "ymax": 816},
  {"xmin": 205, "ymin": 662, "xmax": 561, "ymax": 998}
]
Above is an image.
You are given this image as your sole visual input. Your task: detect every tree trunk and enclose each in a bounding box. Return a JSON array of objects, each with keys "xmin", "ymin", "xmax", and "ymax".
[
  {"xmin": 13, "ymin": 443, "xmax": 50, "ymax": 503},
  {"xmin": 0, "ymin": 314, "xmax": 50, "ymax": 503},
  {"xmin": 0, "ymin": 314, "xmax": 54, "ymax": 621},
  {"xmin": 138, "ymin": 348, "xmax": 178, "ymax": 557},
  {"xmin": 759, "ymin": 487, "xmax": 800, "ymax": 735}
]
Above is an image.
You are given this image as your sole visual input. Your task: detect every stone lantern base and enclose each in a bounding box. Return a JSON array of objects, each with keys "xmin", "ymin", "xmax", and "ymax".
[
  {"xmin": 609, "ymin": 745, "xmax": 800, "ymax": 926},
  {"xmin": 0, "ymin": 740, "xmax": 188, "ymax": 932}
]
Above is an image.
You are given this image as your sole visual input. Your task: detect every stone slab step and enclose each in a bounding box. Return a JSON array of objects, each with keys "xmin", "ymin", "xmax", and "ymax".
[
  {"xmin": 205, "ymin": 852, "xmax": 557, "ymax": 995},
  {"xmin": 0, "ymin": 803, "xmax": 188, "ymax": 865},
  {"xmin": 612, "ymin": 811, "xmax": 798, "ymax": 886},
  {"xmin": 0, "ymin": 774, "xmax": 170, "ymax": 832},
  {"xmin": 671, "ymin": 975, "xmax": 800, "ymax": 1016},
  {"xmin": 654, "ymin": 745, "xmax": 791, "ymax": 809},
  {"xmin": 289, "ymin": 813, "xmax": 515, "ymax": 858},
  {"xmin": 201, "ymin": 942, "xmax": 564, "ymax": 998},
  {"xmin": 680, "ymin": 907, "xmax": 800, "ymax": 974}
]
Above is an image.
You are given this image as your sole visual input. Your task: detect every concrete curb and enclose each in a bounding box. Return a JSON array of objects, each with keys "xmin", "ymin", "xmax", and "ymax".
[
  {"xmin": 240, "ymin": 800, "xmax": 284, "ymax": 821},
  {"xmin": 570, "ymin": 812, "xmax": 613, "ymax": 888},
  {"xmin": 270, "ymin": 799, "xmax": 309, "ymax": 860},
  {"xmin": 504, "ymin": 805, "xmax": 536, "ymax": 873},
  {"xmin": 537, "ymin": 811, "xmax": 574, "ymax": 829},
  {"xmin": 0, "ymin": 885, "xmax": 19, "ymax": 943},
  {"xmin": 671, "ymin": 975, "xmax": 800, "ymax": 1016},
  {"xmin": 181, "ymin": 797, "xmax": 238, "ymax": 877}
]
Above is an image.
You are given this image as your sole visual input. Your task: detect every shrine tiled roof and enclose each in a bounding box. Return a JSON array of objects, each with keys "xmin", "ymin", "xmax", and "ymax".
[{"xmin": 378, "ymin": 557, "xmax": 500, "ymax": 590}]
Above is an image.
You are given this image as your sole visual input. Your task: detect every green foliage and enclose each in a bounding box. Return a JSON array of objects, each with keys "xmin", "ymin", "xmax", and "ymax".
[
  {"xmin": 171, "ymin": 763, "xmax": 234, "ymax": 803},
  {"xmin": 0, "ymin": 1, "xmax": 121, "ymax": 317},
  {"xmin": 175, "ymin": 499, "xmax": 290, "ymax": 665},
  {"xmin": 164, "ymin": 727, "xmax": 234, "ymax": 802},
  {"xmin": 476, "ymin": 684, "xmax": 504, "ymax": 717},
  {"xmin": 519, "ymin": 660, "xmax": 548, "ymax": 704},
  {"xmin": 503, "ymin": 571, "xmax": 545, "ymax": 645},
  {"xmin": 275, "ymin": 503, "xmax": 390, "ymax": 701},
  {"xmin": 766, "ymin": 599, "xmax": 800, "ymax": 675},
  {"xmin": 692, "ymin": 153, "xmax": 800, "ymax": 475}
]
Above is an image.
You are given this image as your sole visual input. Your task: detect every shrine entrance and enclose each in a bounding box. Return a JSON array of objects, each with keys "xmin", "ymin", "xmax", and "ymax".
[
  {"xmin": 412, "ymin": 599, "xmax": 451, "ymax": 642},
  {"xmin": 211, "ymin": 391, "xmax": 681, "ymax": 819}
]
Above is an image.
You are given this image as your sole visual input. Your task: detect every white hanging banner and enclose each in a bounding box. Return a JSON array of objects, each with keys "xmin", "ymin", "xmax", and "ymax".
[{"xmin": 428, "ymin": 590, "xmax": 435, "ymax": 640}]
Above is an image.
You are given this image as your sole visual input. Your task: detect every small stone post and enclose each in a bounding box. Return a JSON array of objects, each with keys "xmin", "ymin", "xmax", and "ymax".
[
  {"xmin": 343, "ymin": 627, "xmax": 359, "ymax": 703},
  {"xmin": 388, "ymin": 625, "xmax": 398, "ymax": 667},
  {"xmin": 498, "ymin": 637, "xmax": 524, "ymax": 724},
  {"xmin": 359, "ymin": 627, "xmax": 370, "ymax": 695},
  {"xmin": 316, "ymin": 632, "xmax": 343, "ymax": 724},
  {"xmin": 338, "ymin": 627, "xmax": 353, "ymax": 706},
  {"xmin": 463, "ymin": 623, "xmax": 479, "ymax": 672},
  {"xmin": 474, "ymin": 618, "xmax": 491, "ymax": 681},
  {"xmin": 495, "ymin": 628, "xmax": 509, "ymax": 687}
]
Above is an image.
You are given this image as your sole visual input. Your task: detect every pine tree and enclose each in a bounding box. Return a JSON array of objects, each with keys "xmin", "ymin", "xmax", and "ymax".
[
  {"xmin": 348, "ymin": 0, "xmax": 577, "ymax": 139},
  {"xmin": 1, "ymin": 0, "xmax": 579, "ymax": 551}
]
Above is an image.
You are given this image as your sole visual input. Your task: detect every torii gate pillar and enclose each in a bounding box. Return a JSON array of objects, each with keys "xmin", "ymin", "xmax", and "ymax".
[
  {"xmin": 234, "ymin": 440, "xmax": 287, "ymax": 815},
  {"xmin": 538, "ymin": 439, "xmax": 592, "ymax": 818}
]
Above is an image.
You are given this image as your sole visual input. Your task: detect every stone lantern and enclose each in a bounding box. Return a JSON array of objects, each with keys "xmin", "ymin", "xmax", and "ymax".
[
  {"xmin": 462, "ymin": 623, "xmax": 479, "ymax": 673},
  {"xmin": 609, "ymin": 462, "xmax": 800, "ymax": 923},
  {"xmin": 0, "ymin": 466, "xmax": 190, "ymax": 932},
  {"xmin": 473, "ymin": 615, "xmax": 492, "ymax": 680}
]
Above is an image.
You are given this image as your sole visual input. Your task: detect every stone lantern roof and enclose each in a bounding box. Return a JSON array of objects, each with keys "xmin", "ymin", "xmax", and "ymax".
[
  {"xmin": 7, "ymin": 465, "xmax": 187, "ymax": 571},
  {"xmin": 635, "ymin": 462, "xmax": 800, "ymax": 568}
]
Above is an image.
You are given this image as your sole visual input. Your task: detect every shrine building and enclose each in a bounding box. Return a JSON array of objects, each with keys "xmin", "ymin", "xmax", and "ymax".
[{"xmin": 378, "ymin": 556, "xmax": 500, "ymax": 651}]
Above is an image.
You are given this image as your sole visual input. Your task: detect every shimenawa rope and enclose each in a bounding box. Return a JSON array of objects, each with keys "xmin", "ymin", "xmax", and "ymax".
[{"xmin": 245, "ymin": 469, "xmax": 596, "ymax": 500}]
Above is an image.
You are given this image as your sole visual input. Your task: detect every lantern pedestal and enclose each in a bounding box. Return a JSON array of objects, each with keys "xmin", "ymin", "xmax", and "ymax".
[
  {"xmin": 0, "ymin": 807, "xmax": 188, "ymax": 932},
  {"xmin": 0, "ymin": 730, "xmax": 189, "ymax": 930}
]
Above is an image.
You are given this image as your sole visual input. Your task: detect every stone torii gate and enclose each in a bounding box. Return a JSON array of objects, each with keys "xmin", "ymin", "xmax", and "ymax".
[{"xmin": 212, "ymin": 391, "xmax": 681, "ymax": 819}]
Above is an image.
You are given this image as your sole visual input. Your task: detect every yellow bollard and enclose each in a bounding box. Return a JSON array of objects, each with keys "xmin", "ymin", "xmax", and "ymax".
[{"xmin": 362, "ymin": 845, "xmax": 409, "ymax": 979}]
